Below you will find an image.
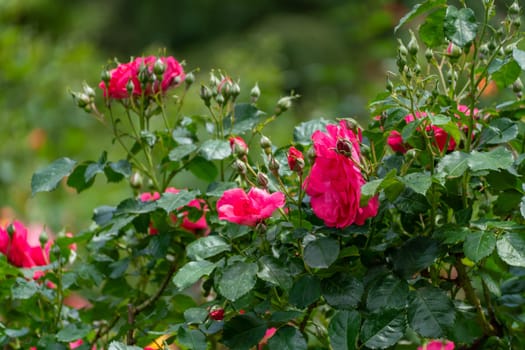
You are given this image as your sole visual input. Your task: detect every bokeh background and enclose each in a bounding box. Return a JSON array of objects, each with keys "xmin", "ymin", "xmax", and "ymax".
[{"xmin": 0, "ymin": 0, "xmax": 508, "ymax": 233}]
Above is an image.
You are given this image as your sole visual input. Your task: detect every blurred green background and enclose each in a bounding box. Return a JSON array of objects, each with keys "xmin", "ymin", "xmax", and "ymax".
[{"xmin": 0, "ymin": 0, "xmax": 416, "ymax": 232}]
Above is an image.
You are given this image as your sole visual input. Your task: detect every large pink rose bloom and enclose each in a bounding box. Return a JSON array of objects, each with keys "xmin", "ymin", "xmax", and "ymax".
[
  {"xmin": 0, "ymin": 220, "xmax": 51, "ymax": 269},
  {"xmin": 305, "ymin": 121, "xmax": 379, "ymax": 228},
  {"xmin": 99, "ymin": 56, "xmax": 185, "ymax": 99},
  {"xmin": 217, "ymin": 188, "xmax": 285, "ymax": 226},
  {"xmin": 418, "ymin": 340, "xmax": 455, "ymax": 350}
]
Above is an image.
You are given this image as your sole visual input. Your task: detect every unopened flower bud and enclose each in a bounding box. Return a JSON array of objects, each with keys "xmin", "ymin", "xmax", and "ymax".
[
  {"xmin": 173, "ymin": 75, "xmax": 183, "ymax": 86},
  {"xmin": 229, "ymin": 136, "xmax": 249, "ymax": 157},
  {"xmin": 185, "ymin": 72, "xmax": 195, "ymax": 87},
  {"xmin": 231, "ymin": 82, "xmax": 241, "ymax": 98},
  {"xmin": 260, "ymin": 135, "xmax": 272, "ymax": 149},
  {"xmin": 307, "ymin": 147, "xmax": 316, "ymax": 164},
  {"xmin": 407, "ymin": 30, "xmax": 419, "ymax": 56},
  {"xmin": 336, "ymin": 138, "xmax": 353, "ymax": 157},
  {"xmin": 276, "ymin": 96, "xmax": 293, "ymax": 115},
  {"xmin": 101, "ymin": 69, "xmax": 111, "ymax": 84},
  {"xmin": 39, "ymin": 231, "xmax": 48, "ymax": 245},
  {"xmin": 72, "ymin": 92, "xmax": 91, "ymax": 108},
  {"xmin": 234, "ymin": 159, "xmax": 247, "ymax": 175},
  {"xmin": 403, "ymin": 66, "xmax": 412, "ymax": 80},
  {"xmin": 425, "ymin": 48, "xmax": 434, "ymax": 61},
  {"xmin": 200, "ymin": 85, "xmax": 212, "ymax": 106},
  {"xmin": 126, "ymin": 79, "xmax": 135, "ymax": 96},
  {"xmin": 398, "ymin": 40, "xmax": 408, "ymax": 58},
  {"xmin": 250, "ymin": 83, "xmax": 261, "ymax": 102},
  {"xmin": 138, "ymin": 64, "xmax": 150, "ymax": 85},
  {"xmin": 82, "ymin": 82, "xmax": 96, "ymax": 99},
  {"xmin": 215, "ymin": 93, "xmax": 225, "ymax": 106},
  {"xmin": 268, "ymin": 157, "xmax": 280, "ymax": 173},
  {"xmin": 154, "ymin": 58, "xmax": 166, "ymax": 75},
  {"xmin": 6, "ymin": 224, "xmax": 15, "ymax": 237},
  {"xmin": 287, "ymin": 146, "xmax": 304, "ymax": 173},
  {"xmin": 513, "ymin": 78, "xmax": 523, "ymax": 93},
  {"xmin": 209, "ymin": 72, "xmax": 220, "ymax": 89},
  {"xmin": 129, "ymin": 171, "xmax": 143, "ymax": 189},
  {"xmin": 413, "ymin": 63, "xmax": 421, "ymax": 75},
  {"xmin": 509, "ymin": 2, "xmax": 520, "ymax": 15},
  {"xmin": 257, "ymin": 172, "xmax": 269, "ymax": 188},
  {"xmin": 447, "ymin": 42, "xmax": 462, "ymax": 59},
  {"xmin": 209, "ymin": 308, "xmax": 224, "ymax": 321}
]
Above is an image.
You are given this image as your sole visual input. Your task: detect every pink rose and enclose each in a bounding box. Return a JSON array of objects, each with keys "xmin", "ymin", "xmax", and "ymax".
[
  {"xmin": 139, "ymin": 187, "xmax": 209, "ymax": 235},
  {"xmin": 0, "ymin": 221, "xmax": 52, "ymax": 271},
  {"xmin": 229, "ymin": 136, "xmax": 249, "ymax": 157},
  {"xmin": 209, "ymin": 307, "xmax": 225, "ymax": 321},
  {"xmin": 305, "ymin": 121, "xmax": 379, "ymax": 228},
  {"xmin": 99, "ymin": 56, "xmax": 185, "ymax": 99},
  {"xmin": 217, "ymin": 188, "xmax": 285, "ymax": 226},
  {"xmin": 287, "ymin": 146, "xmax": 304, "ymax": 173},
  {"xmin": 99, "ymin": 60, "xmax": 141, "ymax": 99},
  {"xmin": 258, "ymin": 327, "xmax": 277, "ymax": 350},
  {"xmin": 418, "ymin": 340, "xmax": 455, "ymax": 350}
]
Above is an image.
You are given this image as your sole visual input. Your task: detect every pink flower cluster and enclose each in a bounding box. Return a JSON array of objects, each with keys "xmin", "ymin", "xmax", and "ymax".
[
  {"xmin": 0, "ymin": 220, "xmax": 52, "ymax": 276},
  {"xmin": 99, "ymin": 56, "xmax": 185, "ymax": 99},
  {"xmin": 387, "ymin": 105, "xmax": 477, "ymax": 153},
  {"xmin": 305, "ymin": 121, "xmax": 379, "ymax": 228},
  {"xmin": 418, "ymin": 340, "xmax": 455, "ymax": 350},
  {"xmin": 140, "ymin": 187, "xmax": 210, "ymax": 235},
  {"xmin": 217, "ymin": 188, "xmax": 285, "ymax": 227}
]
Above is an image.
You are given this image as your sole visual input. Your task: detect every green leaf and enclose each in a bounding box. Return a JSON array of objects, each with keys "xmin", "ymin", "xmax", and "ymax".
[
  {"xmin": 436, "ymin": 151, "xmax": 469, "ymax": 178},
  {"xmin": 366, "ymin": 274, "xmax": 409, "ymax": 312},
  {"xmin": 206, "ymin": 181, "xmax": 238, "ymax": 197},
  {"xmin": 489, "ymin": 58, "xmax": 521, "ymax": 89},
  {"xmin": 200, "ymin": 139, "xmax": 232, "ymax": 160},
  {"xmin": 224, "ymin": 103, "xmax": 265, "ymax": 134},
  {"xmin": 360, "ymin": 308, "xmax": 406, "ymax": 349},
  {"xmin": 394, "ymin": 0, "xmax": 446, "ymax": 33},
  {"xmin": 257, "ymin": 256, "xmax": 293, "ymax": 289},
  {"xmin": 393, "ymin": 237, "xmax": 440, "ymax": 278},
  {"xmin": 31, "ymin": 157, "xmax": 77, "ymax": 195},
  {"xmin": 222, "ymin": 314, "xmax": 267, "ymax": 350},
  {"xmin": 464, "ymin": 231, "xmax": 496, "ymax": 263},
  {"xmin": 321, "ymin": 273, "xmax": 363, "ymax": 309},
  {"xmin": 328, "ymin": 310, "xmax": 361, "ymax": 350},
  {"xmin": 105, "ymin": 160, "xmax": 131, "ymax": 183},
  {"xmin": 496, "ymin": 232, "xmax": 525, "ymax": 267},
  {"xmin": 156, "ymin": 189, "xmax": 200, "ymax": 213},
  {"xmin": 178, "ymin": 326, "xmax": 207, "ymax": 350},
  {"xmin": 481, "ymin": 118, "xmax": 519, "ymax": 145},
  {"xmin": 408, "ymin": 286, "xmax": 455, "ymax": 337},
  {"xmin": 184, "ymin": 307, "xmax": 209, "ymax": 324},
  {"xmin": 400, "ymin": 172, "xmax": 432, "ymax": 195},
  {"xmin": 115, "ymin": 198, "xmax": 156, "ymax": 215},
  {"xmin": 66, "ymin": 163, "xmax": 95, "ymax": 193},
  {"xmin": 267, "ymin": 326, "xmax": 307, "ymax": 350},
  {"xmin": 140, "ymin": 130, "xmax": 157, "ymax": 147},
  {"xmin": 468, "ymin": 147, "xmax": 514, "ymax": 172},
  {"xmin": 11, "ymin": 278, "xmax": 39, "ymax": 300},
  {"xmin": 419, "ymin": 8, "xmax": 446, "ymax": 48},
  {"xmin": 293, "ymin": 118, "xmax": 331, "ymax": 145},
  {"xmin": 187, "ymin": 236, "xmax": 231, "ymax": 260},
  {"xmin": 56, "ymin": 324, "xmax": 90, "ymax": 342},
  {"xmin": 512, "ymin": 47, "xmax": 525, "ymax": 70},
  {"xmin": 289, "ymin": 275, "xmax": 321, "ymax": 309},
  {"xmin": 3, "ymin": 327, "xmax": 29, "ymax": 338},
  {"xmin": 173, "ymin": 261, "xmax": 216, "ymax": 290},
  {"xmin": 443, "ymin": 6, "xmax": 478, "ymax": 47},
  {"xmin": 169, "ymin": 143, "xmax": 198, "ymax": 161},
  {"xmin": 188, "ymin": 156, "xmax": 218, "ymax": 182},
  {"xmin": 109, "ymin": 257, "xmax": 129, "ymax": 279},
  {"xmin": 217, "ymin": 261, "xmax": 258, "ymax": 301},
  {"xmin": 303, "ymin": 237, "xmax": 340, "ymax": 269}
]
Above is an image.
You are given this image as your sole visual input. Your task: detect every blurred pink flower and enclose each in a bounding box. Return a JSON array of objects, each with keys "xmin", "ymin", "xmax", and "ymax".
[
  {"xmin": 287, "ymin": 146, "xmax": 304, "ymax": 173},
  {"xmin": 305, "ymin": 121, "xmax": 379, "ymax": 228},
  {"xmin": 418, "ymin": 339, "xmax": 455, "ymax": 350},
  {"xmin": 217, "ymin": 188, "xmax": 285, "ymax": 226}
]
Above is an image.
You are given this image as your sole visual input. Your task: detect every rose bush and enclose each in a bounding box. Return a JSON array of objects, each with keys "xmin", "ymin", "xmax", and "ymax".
[{"xmin": 2, "ymin": 1, "xmax": 525, "ymax": 349}]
